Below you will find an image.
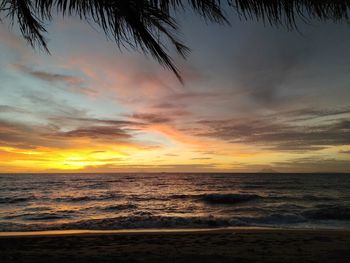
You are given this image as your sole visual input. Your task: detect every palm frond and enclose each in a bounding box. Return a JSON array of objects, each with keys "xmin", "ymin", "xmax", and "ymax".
[
  {"xmin": 1, "ymin": 1, "xmax": 350, "ymax": 81},
  {"xmin": 231, "ymin": 0, "xmax": 350, "ymax": 29}
]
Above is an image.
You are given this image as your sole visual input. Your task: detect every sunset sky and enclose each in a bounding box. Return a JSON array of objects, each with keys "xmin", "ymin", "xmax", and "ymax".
[{"xmin": 0, "ymin": 12, "xmax": 350, "ymax": 173}]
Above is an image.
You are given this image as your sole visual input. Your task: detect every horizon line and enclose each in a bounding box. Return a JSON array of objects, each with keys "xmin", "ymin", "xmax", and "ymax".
[{"xmin": 1, "ymin": 172, "xmax": 349, "ymax": 175}]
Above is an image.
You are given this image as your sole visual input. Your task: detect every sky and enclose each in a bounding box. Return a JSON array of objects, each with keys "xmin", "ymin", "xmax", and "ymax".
[{"xmin": 0, "ymin": 10, "xmax": 350, "ymax": 173}]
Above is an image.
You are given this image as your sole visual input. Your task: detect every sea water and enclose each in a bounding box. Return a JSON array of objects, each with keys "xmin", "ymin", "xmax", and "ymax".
[{"xmin": 0, "ymin": 173, "xmax": 349, "ymax": 231}]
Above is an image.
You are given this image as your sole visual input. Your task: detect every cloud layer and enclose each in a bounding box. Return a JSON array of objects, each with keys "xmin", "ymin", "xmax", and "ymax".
[{"xmin": 0, "ymin": 16, "xmax": 350, "ymax": 172}]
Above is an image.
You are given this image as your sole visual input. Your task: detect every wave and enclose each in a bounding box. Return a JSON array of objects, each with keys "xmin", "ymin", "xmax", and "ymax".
[
  {"xmin": 169, "ymin": 194, "xmax": 191, "ymax": 199},
  {"xmin": 198, "ymin": 193, "xmax": 261, "ymax": 204},
  {"xmin": 24, "ymin": 206, "xmax": 52, "ymax": 212},
  {"xmin": 4, "ymin": 212, "xmax": 74, "ymax": 221},
  {"xmin": 302, "ymin": 206, "xmax": 350, "ymax": 221},
  {"xmin": 300, "ymin": 195, "xmax": 335, "ymax": 202},
  {"xmin": 250, "ymin": 213, "xmax": 305, "ymax": 225},
  {"xmin": 100, "ymin": 204, "xmax": 137, "ymax": 211},
  {"xmin": 1, "ymin": 210, "xmax": 350, "ymax": 232},
  {"xmin": 54, "ymin": 196, "xmax": 94, "ymax": 202},
  {"xmin": 0, "ymin": 196, "xmax": 36, "ymax": 204},
  {"xmin": 24, "ymin": 213, "xmax": 74, "ymax": 221},
  {"xmin": 54, "ymin": 193, "xmax": 120, "ymax": 203},
  {"xmin": 0, "ymin": 214, "xmax": 307, "ymax": 232},
  {"xmin": 0, "ymin": 215, "xmax": 233, "ymax": 231},
  {"xmin": 266, "ymin": 194, "xmax": 335, "ymax": 202}
]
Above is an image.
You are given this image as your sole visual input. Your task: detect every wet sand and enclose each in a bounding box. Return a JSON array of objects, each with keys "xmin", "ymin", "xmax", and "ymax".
[{"xmin": 1, "ymin": 228, "xmax": 350, "ymax": 262}]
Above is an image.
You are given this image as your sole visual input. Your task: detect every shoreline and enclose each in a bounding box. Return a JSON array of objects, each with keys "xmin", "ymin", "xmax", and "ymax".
[{"xmin": 1, "ymin": 226, "xmax": 350, "ymax": 238}]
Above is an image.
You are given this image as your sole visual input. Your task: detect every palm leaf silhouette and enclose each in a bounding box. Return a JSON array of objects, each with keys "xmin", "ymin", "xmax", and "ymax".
[{"xmin": 1, "ymin": 1, "xmax": 349, "ymax": 81}]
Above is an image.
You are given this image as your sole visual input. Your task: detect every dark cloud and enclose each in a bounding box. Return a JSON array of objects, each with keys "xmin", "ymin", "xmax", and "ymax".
[
  {"xmin": 15, "ymin": 64, "xmax": 84, "ymax": 85},
  {"xmin": 273, "ymin": 157, "xmax": 350, "ymax": 173},
  {"xmin": 279, "ymin": 107, "xmax": 350, "ymax": 122},
  {"xmin": 29, "ymin": 71, "xmax": 81, "ymax": 85},
  {"xmin": 66, "ymin": 117, "xmax": 142, "ymax": 127},
  {"xmin": 0, "ymin": 119, "xmax": 65, "ymax": 149},
  {"xmin": 49, "ymin": 116, "xmax": 148, "ymax": 140},
  {"xmin": 58, "ymin": 126, "xmax": 131, "ymax": 139},
  {"xmin": 233, "ymin": 157, "xmax": 350, "ymax": 173},
  {"xmin": 196, "ymin": 111, "xmax": 350, "ymax": 151},
  {"xmin": 0, "ymin": 116, "xmax": 137, "ymax": 150},
  {"xmin": 131, "ymin": 113, "xmax": 172, "ymax": 124},
  {"xmin": 0, "ymin": 120, "xmax": 37, "ymax": 149},
  {"xmin": 14, "ymin": 64, "xmax": 98, "ymax": 96},
  {"xmin": 49, "ymin": 115, "xmax": 144, "ymax": 141},
  {"xmin": 22, "ymin": 94, "xmax": 89, "ymax": 119}
]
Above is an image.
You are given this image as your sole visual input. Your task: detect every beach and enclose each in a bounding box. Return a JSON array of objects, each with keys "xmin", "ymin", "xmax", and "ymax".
[{"xmin": 1, "ymin": 228, "xmax": 350, "ymax": 263}]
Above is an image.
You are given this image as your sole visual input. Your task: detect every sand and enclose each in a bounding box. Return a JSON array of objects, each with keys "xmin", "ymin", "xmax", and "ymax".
[{"xmin": 1, "ymin": 228, "xmax": 350, "ymax": 262}]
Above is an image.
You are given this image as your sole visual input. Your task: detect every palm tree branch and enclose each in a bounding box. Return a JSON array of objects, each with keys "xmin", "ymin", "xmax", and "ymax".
[{"xmin": 1, "ymin": 0, "xmax": 350, "ymax": 81}]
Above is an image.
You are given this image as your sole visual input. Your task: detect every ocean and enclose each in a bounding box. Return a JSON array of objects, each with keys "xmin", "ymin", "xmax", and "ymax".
[{"xmin": 0, "ymin": 173, "xmax": 350, "ymax": 231}]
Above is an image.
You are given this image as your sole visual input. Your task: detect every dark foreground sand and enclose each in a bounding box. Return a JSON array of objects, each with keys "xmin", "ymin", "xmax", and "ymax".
[{"xmin": 1, "ymin": 228, "xmax": 350, "ymax": 263}]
